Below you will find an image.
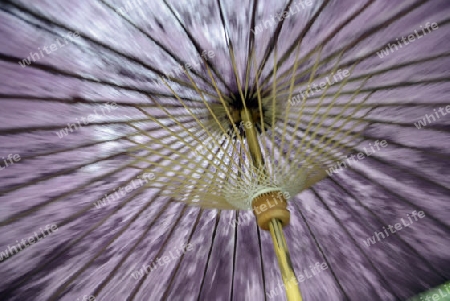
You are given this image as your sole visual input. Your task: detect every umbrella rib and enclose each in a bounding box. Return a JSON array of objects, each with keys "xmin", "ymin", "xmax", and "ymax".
[
  {"xmin": 284, "ymin": 49, "xmax": 343, "ymax": 173},
  {"xmin": 161, "ymin": 0, "xmax": 233, "ymax": 94},
  {"xmin": 0, "ymin": 184, "xmax": 155, "ymax": 298},
  {"xmin": 274, "ymin": 49, "xmax": 450, "ymax": 95},
  {"xmin": 0, "ymin": 150, "xmax": 127, "ymax": 197},
  {"xmin": 160, "ymin": 209, "xmax": 204, "ymax": 300},
  {"xmin": 293, "ymin": 69, "xmax": 369, "ymax": 172},
  {"xmin": 292, "ymin": 201, "xmax": 350, "ymax": 300},
  {"xmin": 261, "ymin": 0, "xmax": 375, "ymax": 90},
  {"xmin": 159, "ymin": 75, "xmax": 249, "ymax": 178},
  {"xmin": 3, "ymin": 132, "xmax": 141, "ymax": 165},
  {"xmin": 0, "ymin": 93, "xmax": 203, "ymax": 109},
  {"xmin": 127, "ymin": 146, "xmax": 235, "ymax": 192},
  {"xmin": 287, "ymin": 109, "xmax": 449, "ymax": 137},
  {"xmin": 279, "ymin": 76, "xmax": 450, "ymax": 103},
  {"xmin": 256, "ymin": 226, "xmax": 268, "ymax": 301},
  {"xmin": 279, "ymin": 31, "xmax": 307, "ymax": 177},
  {"xmin": 358, "ymin": 139, "xmax": 450, "ymax": 192},
  {"xmin": 182, "ymin": 65, "xmax": 250, "ymax": 171},
  {"xmin": 127, "ymin": 112, "xmax": 242, "ymax": 179},
  {"xmin": 200, "ymin": 52, "xmax": 255, "ymax": 169},
  {"xmin": 300, "ymin": 102, "xmax": 450, "ymax": 109},
  {"xmin": 252, "ymin": 0, "xmax": 294, "ymax": 86},
  {"xmin": 291, "ymin": 109, "xmax": 450, "ymax": 133},
  {"xmin": 0, "ymin": 52, "xmax": 207, "ymax": 103},
  {"xmin": 326, "ymin": 175, "xmax": 449, "ymax": 281},
  {"xmin": 286, "ymin": 106, "xmax": 376, "ymax": 181},
  {"xmin": 2, "ymin": 2, "xmax": 214, "ymax": 96},
  {"xmin": 273, "ymin": 18, "xmax": 450, "ymax": 92},
  {"xmin": 309, "ymin": 187, "xmax": 403, "ymax": 300},
  {"xmin": 96, "ymin": 0, "xmax": 219, "ymax": 94},
  {"xmin": 218, "ymin": 3, "xmax": 262, "ymax": 176},
  {"xmin": 0, "ymin": 158, "xmax": 139, "ymax": 227},
  {"xmin": 0, "ymin": 117, "xmax": 155, "ymax": 135},
  {"xmin": 230, "ymin": 211, "xmax": 239, "ymax": 301},
  {"xmin": 196, "ymin": 210, "xmax": 222, "ymax": 301},
  {"xmin": 121, "ymin": 204, "xmax": 188, "ymax": 301},
  {"xmin": 257, "ymin": 0, "xmax": 332, "ymax": 89},
  {"xmin": 131, "ymin": 138, "xmax": 241, "ymax": 209},
  {"xmin": 269, "ymin": 45, "xmax": 279, "ymax": 173},
  {"xmin": 362, "ymin": 135, "xmax": 450, "ymax": 159},
  {"xmin": 0, "ymin": 142, "xmax": 184, "ymax": 227},
  {"xmin": 244, "ymin": 0, "xmax": 258, "ymax": 98},
  {"xmin": 0, "ymin": 94, "xmax": 208, "ymax": 108},
  {"xmin": 299, "ymin": 130, "xmax": 450, "ymax": 231},
  {"xmin": 46, "ymin": 189, "xmax": 169, "ymax": 300},
  {"xmin": 348, "ymin": 161, "xmax": 450, "ymax": 231},
  {"xmin": 93, "ymin": 202, "xmax": 189, "ymax": 298},
  {"xmin": 253, "ymin": 49, "xmax": 270, "ymax": 160},
  {"xmin": 285, "ymin": 115, "xmax": 450, "ymax": 210},
  {"xmin": 215, "ymin": 0, "xmax": 241, "ymax": 90},
  {"xmin": 8, "ymin": 119, "xmax": 200, "ymax": 168},
  {"xmin": 197, "ymin": 212, "xmax": 220, "ymax": 301},
  {"xmin": 264, "ymin": 0, "xmax": 433, "ymax": 94},
  {"xmin": 288, "ymin": 84, "xmax": 373, "ymax": 173}
]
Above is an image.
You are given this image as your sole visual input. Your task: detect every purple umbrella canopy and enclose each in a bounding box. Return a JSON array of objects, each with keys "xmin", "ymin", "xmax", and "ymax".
[{"xmin": 0, "ymin": 0, "xmax": 450, "ymax": 300}]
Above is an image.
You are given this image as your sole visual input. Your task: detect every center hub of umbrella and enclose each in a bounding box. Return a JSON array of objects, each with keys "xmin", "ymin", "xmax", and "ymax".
[
  {"xmin": 228, "ymin": 93, "xmax": 262, "ymax": 126},
  {"xmin": 225, "ymin": 92, "xmax": 274, "ymax": 135},
  {"xmin": 206, "ymin": 90, "xmax": 279, "ymax": 138}
]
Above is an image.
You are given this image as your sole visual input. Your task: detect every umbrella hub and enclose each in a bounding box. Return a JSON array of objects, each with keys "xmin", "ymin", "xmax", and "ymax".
[
  {"xmin": 251, "ymin": 190, "xmax": 290, "ymax": 231},
  {"xmin": 207, "ymin": 93, "xmax": 279, "ymax": 137}
]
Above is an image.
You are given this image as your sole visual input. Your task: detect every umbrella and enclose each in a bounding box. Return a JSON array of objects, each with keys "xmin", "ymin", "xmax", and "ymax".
[{"xmin": 0, "ymin": 0, "xmax": 449, "ymax": 300}]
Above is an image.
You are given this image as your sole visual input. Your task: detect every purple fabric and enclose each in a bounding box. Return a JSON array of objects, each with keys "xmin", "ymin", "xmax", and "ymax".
[{"xmin": 0, "ymin": 0, "xmax": 450, "ymax": 300}]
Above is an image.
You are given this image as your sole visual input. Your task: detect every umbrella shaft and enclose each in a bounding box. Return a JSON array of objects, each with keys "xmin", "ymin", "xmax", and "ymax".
[
  {"xmin": 241, "ymin": 108, "xmax": 302, "ymax": 300},
  {"xmin": 269, "ymin": 219, "xmax": 303, "ymax": 301},
  {"xmin": 240, "ymin": 109, "xmax": 264, "ymax": 170}
]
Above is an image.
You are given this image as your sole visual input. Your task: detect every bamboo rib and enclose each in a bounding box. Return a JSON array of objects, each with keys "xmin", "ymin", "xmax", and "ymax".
[
  {"xmin": 129, "ymin": 108, "xmax": 236, "ymax": 177},
  {"xmin": 322, "ymin": 177, "xmax": 448, "ymax": 280},
  {"xmin": 4, "ymin": 2, "xmax": 218, "ymax": 99},
  {"xmin": 127, "ymin": 133, "xmax": 241, "ymax": 209},
  {"xmin": 273, "ymin": 19, "xmax": 450, "ymax": 94},
  {"xmin": 283, "ymin": 46, "xmax": 328, "ymax": 176},
  {"xmin": 290, "ymin": 100, "xmax": 375, "ymax": 182},
  {"xmin": 179, "ymin": 53, "xmax": 253, "ymax": 176},
  {"xmin": 161, "ymin": 0, "xmax": 233, "ymax": 93},
  {"xmin": 97, "ymin": 0, "xmax": 225, "ymax": 95},
  {"xmin": 287, "ymin": 90, "xmax": 373, "ymax": 164},
  {"xmin": 292, "ymin": 108, "xmax": 371, "ymax": 180},
  {"xmin": 281, "ymin": 119, "xmax": 367, "ymax": 171},
  {"xmin": 160, "ymin": 75, "xmax": 238, "ymax": 174},
  {"xmin": 294, "ymin": 72, "xmax": 369, "ymax": 166},
  {"xmin": 200, "ymin": 52, "xmax": 255, "ymax": 167},
  {"xmin": 292, "ymin": 201, "xmax": 350, "ymax": 300},
  {"xmin": 251, "ymin": 0, "xmax": 299, "ymax": 90},
  {"xmin": 289, "ymin": 51, "xmax": 347, "ymax": 165},
  {"xmin": 265, "ymin": 0, "xmax": 375, "ymax": 91},
  {"xmin": 275, "ymin": 51, "xmax": 450, "ymax": 96},
  {"xmin": 270, "ymin": 45, "xmax": 279, "ymax": 174},
  {"xmin": 253, "ymin": 50, "xmax": 271, "ymax": 163},
  {"xmin": 227, "ymin": 41, "xmax": 258, "ymax": 168},
  {"xmin": 261, "ymin": 0, "xmax": 429, "ymax": 92},
  {"xmin": 279, "ymin": 34, "xmax": 305, "ymax": 172},
  {"xmin": 126, "ymin": 122, "xmax": 221, "ymax": 168},
  {"xmin": 244, "ymin": 0, "xmax": 259, "ymax": 100}
]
